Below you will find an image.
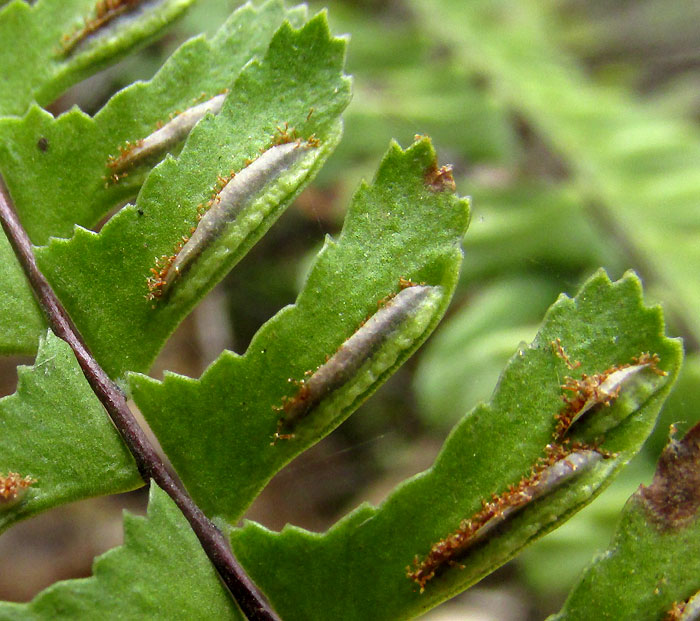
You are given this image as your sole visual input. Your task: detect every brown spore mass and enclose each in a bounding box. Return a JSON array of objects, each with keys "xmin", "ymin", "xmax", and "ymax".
[{"xmin": 640, "ymin": 422, "xmax": 700, "ymax": 530}]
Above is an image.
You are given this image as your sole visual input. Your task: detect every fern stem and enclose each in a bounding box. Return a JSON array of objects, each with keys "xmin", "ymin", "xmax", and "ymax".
[{"xmin": 0, "ymin": 177, "xmax": 281, "ymax": 621}]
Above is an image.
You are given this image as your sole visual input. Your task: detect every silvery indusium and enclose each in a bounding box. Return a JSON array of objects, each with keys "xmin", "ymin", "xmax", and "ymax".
[
  {"xmin": 275, "ymin": 284, "xmax": 442, "ymax": 440},
  {"xmin": 407, "ymin": 447, "xmax": 603, "ymax": 591},
  {"xmin": 147, "ymin": 139, "xmax": 317, "ymax": 300},
  {"xmin": 554, "ymin": 350, "xmax": 666, "ymax": 441},
  {"xmin": 408, "ymin": 344, "xmax": 667, "ymax": 590},
  {"xmin": 107, "ymin": 93, "xmax": 227, "ymax": 177},
  {"xmin": 60, "ymin": 0, "xmax": 144, "ymax": 55}
]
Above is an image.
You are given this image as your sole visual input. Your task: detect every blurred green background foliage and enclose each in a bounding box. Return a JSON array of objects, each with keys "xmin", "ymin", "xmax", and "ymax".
[{"xmin": 1, "ymin": 0, "xmax": 698, "ymax": 618}]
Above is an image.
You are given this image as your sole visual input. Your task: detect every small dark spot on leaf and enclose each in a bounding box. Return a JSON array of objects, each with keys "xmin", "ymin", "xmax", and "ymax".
[
  {"xmin": 639, "ymin": 422, "xmax": 700, "ymax": 530},
  {"xmin": 137, "ymin": 209, "xmax": 144, "ymax": 216},
  {"xmin": 424, "ymin": 163, "xmax": 456, "ymax": 193},
  {"xmin": 37, "ymin": 137, "xmax": 49, "ymax": 152}
]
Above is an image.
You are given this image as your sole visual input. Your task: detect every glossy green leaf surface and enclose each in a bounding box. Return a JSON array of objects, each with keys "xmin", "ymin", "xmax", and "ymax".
[
  {"xmin": 229, "ymin": 271, "xmax": 681, "ymax": 621},
  {"xmin": 35, "ymin": 12, "xmax": 351, "ymax": 378},
  {"xmin": 0, "ymin": 331, "xmax": 140, "ymax": 534},
  {"xmin": 0, "ymin": 484, "xmax": 242, "ymax": 620},
  {"xmin": 0, "ymin": 0, "xmax": 306, "ymax": 245},
  {"xmin": 0, "ymin": 0, "xmax": 196, "ymax": 116},
  {"xmin": 130, "ymin": 137, "xmax": 469, "ymax": 523}
]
